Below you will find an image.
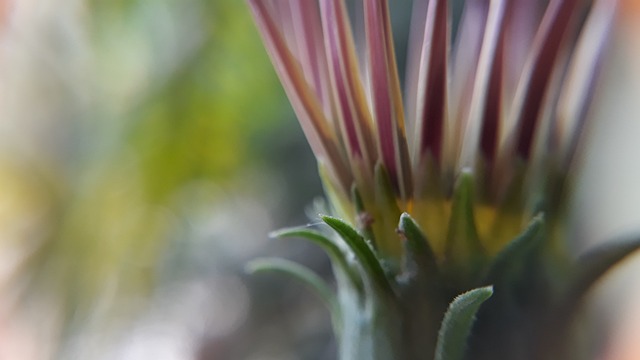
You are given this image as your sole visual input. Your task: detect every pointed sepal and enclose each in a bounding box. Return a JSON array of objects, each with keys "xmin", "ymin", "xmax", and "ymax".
[
  {"xmin": 246, "ymin": 258, "xmax": 340, "ymax": 321},
  {"xmin": 322, "ymin": 215, "xmax": 394, "ymax": 294},
  {"xmin": 270, "ymin": 226, "xmax": 363, "ymax": 292},
  {"xmin": 482, "ymin": 214, "xmax": 545, "ymax": 285},
  {"xmin": 374, "ymin": 163, "xmax": 403, "ymax": 258},
  {"xmin": 398, "ymin": 212, "xmax": 439, "ymax": 279},
  {"xmin": 445, "ymin": 169, "xmax": 486, "ymax": 284},
  {"xmin": 352, "ymin": 184, "xmax": 375, "ymax": 244},
  {"xmin": 435, "ymin": 286, "xmax": 494, "ymax": 360},
  {"xmin": 566, "ymin": 237, "xmax": 640, "ymax": 307}
]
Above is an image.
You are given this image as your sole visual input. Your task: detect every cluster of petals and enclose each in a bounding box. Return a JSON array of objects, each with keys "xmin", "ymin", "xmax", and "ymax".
[{"xmin": 249, "ymin": 0, "xmax": 617, "ymax": 209}]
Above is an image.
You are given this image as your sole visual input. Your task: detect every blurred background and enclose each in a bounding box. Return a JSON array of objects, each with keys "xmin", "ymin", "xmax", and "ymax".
[
  {"xmin": 0, "ymin": 1, "xmax": 639, "ymax": 359},
  {"xmin": 0, "ymin": 1, "xmax": 333, "ymax": 358}
]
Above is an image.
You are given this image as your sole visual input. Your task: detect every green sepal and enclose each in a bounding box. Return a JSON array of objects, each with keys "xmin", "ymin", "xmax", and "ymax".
[
  {"xmin": 481, "ymin": 214, "xmax": 545, "ymax": 285},
  {"xmin": 351, "ymin": 185, "xmax": 376, "ymax": 244},
  {"xmin": 486, "ymin": 159, "xmax": 528, "ymax": 253},
  {"xmin": 246, "ymin": 258, "xmax": 340, "ymax": 322},
  {"xmin": 321, "ymin": 215, "xmax": 395, "ymax": 294},
  {"xmin": 531, "ymin": 238, "xmax": 640, "ymax": 360},
  {"xmin": 374, "ymin": 163, "xmax": 403, "ymax": 259},
  {"xmin": 270, "ymin": 226, "xmax": 363, "ymax": 292},
  {"xmin": 435, "ymin": 286, "xmax": 494, "ymax": 360},
  {"xmin": 565, "ymin": 237, "xmax": 640, "ymax": 307},
  {"xmin": 398, "ymin": 212, "xmax": 439, "ymax": 279},
  {"xmin": 445, "ymin": 169, "xmax": 486, "ymax": 284}
]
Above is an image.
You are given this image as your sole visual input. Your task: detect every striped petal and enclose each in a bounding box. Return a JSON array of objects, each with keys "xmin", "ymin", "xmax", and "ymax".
[
  {"xmin": 320, "ymin": 0, "xmax": 377, "ymax": 181},
  {"xmin": 450, "ymin": 0, "xmax": 490, "ymax": 161},
  {"xmin": 555, "ymin": 0, "xmax": 619, "ymax": 169},
  {"xmin": 364, "ymin": 0, "xmax": 413, "ymax": 200},
  {"xmin": 413, "ymin": 0, "xmax": 448, "ymax": 181},
  {"xmin": 289, "ymin": 1, "xmax": 335, "ymax": 122},
  {"xmin": 503, "ymin": 0, "xmax": 544, "ymax": 108},
  {"xmin": 248, "ymin": 0, "xmax": 351, "ymax": 192},
  {"xmin": 458, "ymin": 0, "xmax": 508, "ymax": 173},
  {"xmin": 507, "ymin": 0, "xmax": 581, "ymax": 161},
  {"xmin": 404, "ymin": 0, "xmax": 430, "ymax": 134}
]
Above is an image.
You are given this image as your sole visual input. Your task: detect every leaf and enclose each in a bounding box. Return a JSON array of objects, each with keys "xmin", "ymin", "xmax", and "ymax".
[
  {"xmin": 481, "ymin": 214, "xmax": 545, "ymax": 285},
  {"xmin": 538, "ymin": 238, "xmax": 640, "ymax": 360},
  {"xmin": 270, "ymin": 226, "xmax": 363, "ymax": 291},
  {"xmin": 445, "ymin": 170, "xmax": 486, "ymax": 282},
  {"xmin": 246, "ymin": 258, "xmax": 339, "ymax": 318},
  {"xmin": 566, "ymin": 237, "xmax": 640, "ymax": 306},
  {"xmin": 435, "ymin": 286, "xmax": 494, "ymax": 360},
  {"xmin": 373, "ymin": 163, "xmax": 403, "ymax": 258},
  {"xmin": 321, "ymin": 215, "xmax": 394, "ymax": 294},
  {"xmin": 398, "ymin": 212, "xmax": 439, "ymax": 278}
]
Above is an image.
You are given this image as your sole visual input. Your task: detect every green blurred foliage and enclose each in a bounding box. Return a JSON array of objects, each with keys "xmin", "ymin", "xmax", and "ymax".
[
  {"xmin": 88, "ymin": 0, "xmax": 287, "ymax": 201},
  {"xmin": 0, "ymin": 0, "xmax": 293, "ymax": 347}
]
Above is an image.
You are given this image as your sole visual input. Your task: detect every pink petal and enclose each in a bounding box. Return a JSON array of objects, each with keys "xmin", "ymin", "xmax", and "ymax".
[
  {"xmin": 414, "ymin": 0, "xmax": 448, "ymax": 167},
  {"xmin": 405, "ymin": 0, "xmax": 430, "ymax": 131},
  {"xmin": 320, "ymin": 0, "xmax": 377, "ymax": 174},
  {"xmin": 510, "ymin": 0, "xmax": 581, "ymax": 160},
  {"xmin": 458, "ymin": 0, "xmax": 508, "ymax": 170},
  {"xmin": 450, "ymin": 0, "xmax": 490, "ymax": 154},
  {"xmin": 289, "ymin": 1, "xmax": 335, "ymax": 121},
  {"xmin": 364, "ymin": 0, "xmax": 413, "ymax": 200},
  {"xmin": 248, "ymin": 0, "xmax": 351, "ymax": 192}
]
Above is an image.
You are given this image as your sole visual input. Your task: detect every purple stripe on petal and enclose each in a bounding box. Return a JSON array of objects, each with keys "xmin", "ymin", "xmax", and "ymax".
[
  {"xmin": 479, "ymin": 44, "xmax": 503, "ymax": 166},
  {"xmin": 503, "ymin": 0, "xmax": 543, "ymax": 105},
  {"xmin": 480, "ymin": 2, "xmax": 507, "ymax": 165},
  {"xmin": 450, "ymin": 0, "xmax": 490, "ymax": 149},
  {"xmin": 514, "ymin": 0, "xmax": 581, "ymax": 160},
  {"xmin": 364, "ymin": 0, "xmax": 412, "ymax": 197},
  {"xmin": 248, "ymin": 0, "xmax": 352, "ymax": 192},
  {"xmin": 555, "ymin": 0, "xmax": 619, "ymax": 168},
  {"xmin": 415, "ymin": 0, "xmax": 448, "ymax": 163},
  {"xmin": 320, "ymin": 0, "xmax": 376, "ymax": 167},
  {"xmin": 323, "ymin": 0, "xmax": 363, "ymax": 158},
  {"xmin": 335, "ymin": 57, "xmax": 364, "ymax": 158},
  {"xmin": 290, "ymin": 1, "xmax": 334, "ymax": 118},
  {"xmin": 405, "ymin": 0, "xmax": 429, "ymax": 130}
]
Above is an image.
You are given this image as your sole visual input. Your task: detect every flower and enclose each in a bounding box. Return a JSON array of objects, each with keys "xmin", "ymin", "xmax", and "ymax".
[
  {"xmin": 249, "ymin": 0, "xmax": 617, "ymax": 258},
  {"xmin": 248, "ymin": 1, "xmax": 639, "ymax": 359}
]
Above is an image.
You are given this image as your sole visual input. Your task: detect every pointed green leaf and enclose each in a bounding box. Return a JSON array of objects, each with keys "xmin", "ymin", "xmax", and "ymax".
[
  {"xmin": 538, "ymin": 238, "xmax": 640, "ymax": 360},
  {"xmin": 412, "ymin": 153, "xmax": 448, "ymax": 255},
  {"xmin": 567, "ymin": 237, "xmax": 640, "ymax": 305},
  {"xmin": 435, "ymin": 286, "xmax": 494, "ymax": 360},
  {"xmin": 445, "ymin": 170, "xmax": 486, "ymax": 281},
  {"xmin": 246, "ymin": 258, "xmax": 339, "ymax": 318},
  {"xmin": 374, "ymin": 163, "xmax": 403, "ymax": 258},
  {"xmin": 270, "ymin": 226, "xmax": 363, "ymax": 291},
  {"xmin": 321, "ymin": 215, "xmax": 394, "ymax": 294},
  {"xmin": 398, "ymin": 212, "xmax": 439, "ymax": 277},
  {"xmin": 482, "ymin": 214, "xmax": 545, "ymax": 285}
]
